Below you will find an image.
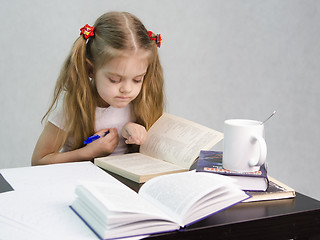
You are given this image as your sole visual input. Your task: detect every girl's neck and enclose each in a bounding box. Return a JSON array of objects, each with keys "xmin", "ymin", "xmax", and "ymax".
[
  {"xmin": 92, "ymin": 84, "xmax": 110, "ymax": 108},
  {"xmin": 96, "ymin": 95, "xmax": 110, "ymax": 108}
]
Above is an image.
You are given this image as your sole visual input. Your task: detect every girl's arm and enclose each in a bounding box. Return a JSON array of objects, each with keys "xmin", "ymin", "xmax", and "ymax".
[{"xmin": 31, "ymin": 122, "xmax": 119, "ymax": 165}]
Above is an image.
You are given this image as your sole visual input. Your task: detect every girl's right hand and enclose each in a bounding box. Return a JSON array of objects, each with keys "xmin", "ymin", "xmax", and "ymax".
[{"xmin": 84, "ymin": 128, "xmax": 119, "ymax": 158}]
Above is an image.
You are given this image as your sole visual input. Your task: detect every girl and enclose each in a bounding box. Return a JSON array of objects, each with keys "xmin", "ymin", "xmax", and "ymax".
[{"xmin": 32, "ymin": 12, "xmax": 164, "ymax": 165}]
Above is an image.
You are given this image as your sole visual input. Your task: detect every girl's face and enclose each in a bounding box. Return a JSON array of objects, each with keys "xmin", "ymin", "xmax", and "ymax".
[{"xmin": 94, "ymin": 50, "xmax": 149, "ymax": 108}]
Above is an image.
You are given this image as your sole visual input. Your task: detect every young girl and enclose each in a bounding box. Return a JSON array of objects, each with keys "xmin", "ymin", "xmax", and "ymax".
[{"xmin": 32, "ymin": 12, "xmax": 164, "ymax": 165}]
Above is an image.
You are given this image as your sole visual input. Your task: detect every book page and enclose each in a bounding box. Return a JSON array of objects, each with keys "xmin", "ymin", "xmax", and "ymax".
[
  {"xmin": 140, "ymin": 113, "xmax": 223, "ymax": 169},
  {"xmin": 95, "ymin": 153, "xmax": 187, "ymax": 182},
  {"xmin": 138, "ymin": 171, "xmax": 246, "ymax": 226},
  {"xmin": 75, "ymin": 181, "xmax": 170, "ymax": 220},
  {"xmin": 72, "ymin": 181, "xmax": 181, "ymax": 239}
]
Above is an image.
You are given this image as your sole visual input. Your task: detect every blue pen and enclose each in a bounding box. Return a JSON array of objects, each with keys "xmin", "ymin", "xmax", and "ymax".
[{"xmin": 84, "ymin": 131, "xmax": 110, "ymax": 145}]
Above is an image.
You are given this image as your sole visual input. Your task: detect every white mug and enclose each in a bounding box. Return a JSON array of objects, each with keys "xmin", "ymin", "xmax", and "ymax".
[{"xmin": 222, "ymin": 119, "xmax": 267, "ymax": 172}]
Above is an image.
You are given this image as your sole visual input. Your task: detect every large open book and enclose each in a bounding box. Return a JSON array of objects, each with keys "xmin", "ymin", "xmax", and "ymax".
[
  {"xmin": 95, "ymin": 113, "xmax": 223, "ymax": 183},
  {"xmin": 70, "ymin": 171, "xmax": 249, "ymax": 239}
]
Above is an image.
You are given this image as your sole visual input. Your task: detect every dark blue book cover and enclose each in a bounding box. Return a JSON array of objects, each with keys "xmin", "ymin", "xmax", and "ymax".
[{"xmin": 196, "ymin": 151, "xmax": 267, "ymax": 178}]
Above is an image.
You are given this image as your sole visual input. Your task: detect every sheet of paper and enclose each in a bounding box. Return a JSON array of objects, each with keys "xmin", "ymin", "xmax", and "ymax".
[{"xmin": 0, "ymin": 162, "xmax": 125, "ymax": 240}]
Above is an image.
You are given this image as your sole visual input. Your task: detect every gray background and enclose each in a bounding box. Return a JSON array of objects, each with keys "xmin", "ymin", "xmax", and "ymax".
[{"xmin": 1, "ymin": 0, "xmax": 319, "ymax": 200}]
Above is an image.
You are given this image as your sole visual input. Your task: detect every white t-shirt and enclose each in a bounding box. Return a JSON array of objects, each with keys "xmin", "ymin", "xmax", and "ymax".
[{"xmin": 48, "ymin": 102, "xmax": 136, "ymax": 155}]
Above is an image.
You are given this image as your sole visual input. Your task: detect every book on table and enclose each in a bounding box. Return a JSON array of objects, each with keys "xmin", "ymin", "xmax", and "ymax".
[
  {"xmin": 94, "ymin": 113, "xmax": 224, "ymax": 183},
  {"xmin": 70, "ymin": 170, "xmax": 249, "ymax": 240},
  {"xmin": 196, "ymin": 150, "xmax": 269, "ymax": 191},
  {"xmin": 243, "ymin": 176, "xmax": 295, "ymax": 202},
  {"xmin": 195, "ymin": 151, "xmax": 296, "ymax": 202}
]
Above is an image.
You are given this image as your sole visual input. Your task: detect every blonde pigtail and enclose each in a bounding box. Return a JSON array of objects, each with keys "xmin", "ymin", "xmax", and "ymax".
[
  {"xmin": 44, "ymin": 37, "xmax": 96, "ymax": 150},
  {"xmin": 133, "ymin": 44, "xmax": 164, "ymax": 130},
  {"xmin": 65, "ymin": 37, "xmax": 96, "ymax": 149}
]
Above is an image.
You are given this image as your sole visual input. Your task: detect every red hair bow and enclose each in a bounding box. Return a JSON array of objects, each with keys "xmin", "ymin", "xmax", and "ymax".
[
  {"xmin": 80, "ymin": 24, "xmax": 95, "ymax": 39},
  {"xmin": 148, "ymin": 31, "xmax": 162, "ymax": 48}
]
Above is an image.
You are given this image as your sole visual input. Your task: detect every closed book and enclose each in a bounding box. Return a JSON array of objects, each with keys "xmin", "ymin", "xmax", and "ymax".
[
  {"xmin": 243, "ymin": 176, "xmax": 295, "ymax": 202},
  {"xmin": 196, "ymin": 151, "xmax": 268, "ymax": 191}
]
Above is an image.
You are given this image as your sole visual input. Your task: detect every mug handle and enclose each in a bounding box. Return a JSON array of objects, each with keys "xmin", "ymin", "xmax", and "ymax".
[{"xmin": 249, "ymin": 135, "xmax": 267, "ymax": 167}]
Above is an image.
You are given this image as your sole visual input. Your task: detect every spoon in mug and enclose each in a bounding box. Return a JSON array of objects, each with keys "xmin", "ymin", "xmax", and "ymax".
[{"xmin": 261, "ymin": 110, "xmax": 276, "ymax": 125}]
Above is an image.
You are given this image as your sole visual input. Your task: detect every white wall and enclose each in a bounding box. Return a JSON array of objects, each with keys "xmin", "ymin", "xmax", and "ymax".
[{"xmin": 1, "ymin": 0, "xmax": 319, "ymax": 200}]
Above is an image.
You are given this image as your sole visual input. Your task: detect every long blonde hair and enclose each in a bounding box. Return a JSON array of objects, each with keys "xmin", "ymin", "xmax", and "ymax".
[{"xmin": 43, "ymin": 12, "xmax": 164, "ymax": 150}]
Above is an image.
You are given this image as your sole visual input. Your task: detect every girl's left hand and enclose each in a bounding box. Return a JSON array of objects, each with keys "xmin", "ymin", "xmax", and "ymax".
[{"xmin": 121, "ymin": 122, "xmax": 147, "ymax": 145}]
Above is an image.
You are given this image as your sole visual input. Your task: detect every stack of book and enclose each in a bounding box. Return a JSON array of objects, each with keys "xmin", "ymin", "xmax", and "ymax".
[{"xmin": 196, "ymin": 151, "xmax": 295, "ymax": 202}]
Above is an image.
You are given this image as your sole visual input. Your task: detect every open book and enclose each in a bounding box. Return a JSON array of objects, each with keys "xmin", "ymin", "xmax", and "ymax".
[
  {"xmin": 70, "ymin": 171, "xmax": 249, "ymax": 239},
  {"xmin": 94, "ymin": 113, "xmax": 223, "ymax": 183}
]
